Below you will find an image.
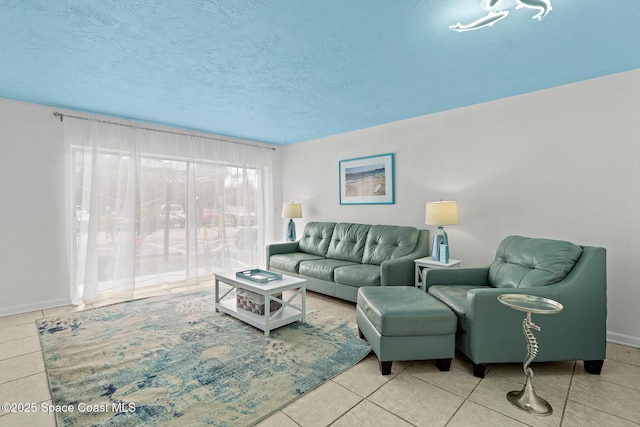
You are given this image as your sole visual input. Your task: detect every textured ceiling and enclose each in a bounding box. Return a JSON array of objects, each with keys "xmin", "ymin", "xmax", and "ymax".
[{"xmin": 1, "ymin": 0, "xmax": 639, "ymax": 145}]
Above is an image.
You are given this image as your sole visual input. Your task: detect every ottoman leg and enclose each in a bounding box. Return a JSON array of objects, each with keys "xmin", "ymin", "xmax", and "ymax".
[
  {"xmin": 473, "ymin": 363, "xmax": 486, "ymax": 378},
  {"xmin": 436, "ymin": 358, "xmax": 452, "ymax": 372},
  {"xmin": 379, "ymin": 360, "xmax": 392, "ymax": 375},
  {"xmin": 584, "ymin": 360, "xmax": 604, "ymax": 375}
]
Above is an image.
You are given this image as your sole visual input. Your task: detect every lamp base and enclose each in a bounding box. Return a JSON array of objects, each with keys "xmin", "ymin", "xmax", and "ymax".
[
  {"xmin": 431, "ymin": 227, "xmax": 449, "ymax": 261},
  {"xmin": 286, "ymin": 218, "xmax": 296, "ymax": 242}
]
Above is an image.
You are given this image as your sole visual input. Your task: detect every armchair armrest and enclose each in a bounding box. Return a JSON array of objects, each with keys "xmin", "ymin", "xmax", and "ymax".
[
  {"xmin": 266, "ymin": 241, "xmax": 300, "ymax": 268},
  {"xmin": 466, "ymin": 286, "xmax": 561, "ymax": 320},
  {"xmin": 462, "ymin": 285, "xmax": 575, "ymax": 362},
  {"xmin": 424, "ymin": 267, "xmax": 490, "ymax": 290}
]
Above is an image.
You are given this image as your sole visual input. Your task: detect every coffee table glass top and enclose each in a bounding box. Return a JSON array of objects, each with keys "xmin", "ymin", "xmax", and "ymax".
[{"xmin": 498, "ymin": 294, "xmax": 563, "ymax": 314}]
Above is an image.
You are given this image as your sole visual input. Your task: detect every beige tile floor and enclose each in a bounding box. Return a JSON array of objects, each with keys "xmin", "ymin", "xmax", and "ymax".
[{"xmin": 1, "ymin": 282, "xmax": 639, "ymax": 427}]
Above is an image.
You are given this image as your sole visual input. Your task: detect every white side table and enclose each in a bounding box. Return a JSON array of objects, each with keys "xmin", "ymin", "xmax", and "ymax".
[{"xmin": 414, "ymin": 257, "xmax": 461, "ymax": 291}]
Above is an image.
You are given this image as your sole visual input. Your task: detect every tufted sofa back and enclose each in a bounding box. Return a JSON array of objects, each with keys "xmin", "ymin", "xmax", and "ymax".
[
  {"xmin": 298, "ymin": 222, "xmax": 421, "ymax": 265},
  {"xmin": 489, "ymin": 235, "xmax": 583, "ymax": 288},
  {"xmin": 327, "ymin": 223, "xmax": 372, "ymax": 262},
  {"xmin": 298, "ymin": 222, "xmax": 336, "ymax": 257},
  {"xmin": 362, "ymin": 225, "xmax": 420, "ymax": 265}
]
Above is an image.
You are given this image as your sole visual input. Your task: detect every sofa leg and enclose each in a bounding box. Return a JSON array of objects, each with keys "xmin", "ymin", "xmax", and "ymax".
[
  {"xmin": 379, "ymin": 361, "xmax": 392, "ymax": 375},
  {"xmin": 472, "ymin": 363, "xmax": 486, "ymax": 378},
  {"xmin": 436, "ymin": 358, "xmax": 452, "ymax": 372},
  {"xmin": 584, "ymin": 360, "xmax": 604, "ymax": 375}
]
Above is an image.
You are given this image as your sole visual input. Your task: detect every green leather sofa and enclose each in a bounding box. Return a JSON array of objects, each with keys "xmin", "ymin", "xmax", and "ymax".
[
  {"xmin": 266, "ymin": 222, "xmax": 429, "ymax": 302},
  {"xmin": 425, "ymin": 235, "xmax": 607, "ymax": 378}
]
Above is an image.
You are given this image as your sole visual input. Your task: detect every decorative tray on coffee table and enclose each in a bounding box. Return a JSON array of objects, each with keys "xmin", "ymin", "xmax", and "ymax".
[{"xmin": 236, "ymin": 269, "xmax": 283, "ymax": 283}]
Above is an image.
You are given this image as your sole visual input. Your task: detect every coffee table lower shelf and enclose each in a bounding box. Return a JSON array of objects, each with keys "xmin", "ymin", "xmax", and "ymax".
[{"xmin": 215, "ymin": 298, "xmax": 305, "ymax": 336}]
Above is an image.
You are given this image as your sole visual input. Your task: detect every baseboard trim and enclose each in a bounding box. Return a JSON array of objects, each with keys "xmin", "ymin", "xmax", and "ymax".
[
  {"xmin": 607, "ymin": 331, "xmax": 640, "ymax": 349},
  {"xmin": 0, "ymin": 297, "xmax": 73, "ymax": 317}
]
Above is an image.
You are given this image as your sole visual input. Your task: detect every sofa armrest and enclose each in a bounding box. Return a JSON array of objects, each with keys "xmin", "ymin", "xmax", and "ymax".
[
  {"xmin": 424, "ymin": 267, "xmax": 490, "ymax": 290},
  {"xmin": 379, "ymin": 229, "xmax": 430, "ymax": 287},
  {"xmin": 380, "ymin": 255, "xmax": 417, "ymax": 287},
  {"xmin": 266, "ymin": 242, "xmax": 300, "ymax": 268}
]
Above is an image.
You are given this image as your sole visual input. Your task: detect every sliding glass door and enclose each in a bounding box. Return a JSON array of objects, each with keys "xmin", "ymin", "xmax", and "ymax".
[{"xmin": 66, "ymin": 117, "xmax": 273, "ymax": 303}]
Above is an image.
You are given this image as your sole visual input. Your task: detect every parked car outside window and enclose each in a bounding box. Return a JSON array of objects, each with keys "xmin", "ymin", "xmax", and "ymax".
[
  {"xmin": 224, "ymin": 206, "xmax": 257, "ymax": 227},
  {"xmin": 159, "ymin": 204, "xmax": 185, "ymax": 228}
]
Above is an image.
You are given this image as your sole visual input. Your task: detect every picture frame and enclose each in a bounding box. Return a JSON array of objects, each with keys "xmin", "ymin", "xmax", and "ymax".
[{"xmin": 339, "ymin": 153, "xmax": 394, "ymax": 205}]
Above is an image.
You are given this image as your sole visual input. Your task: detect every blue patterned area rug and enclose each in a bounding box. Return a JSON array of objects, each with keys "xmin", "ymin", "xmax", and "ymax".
[{"xmin": 37, "ymin": 290, "xmax": 371, "ymax": 426}]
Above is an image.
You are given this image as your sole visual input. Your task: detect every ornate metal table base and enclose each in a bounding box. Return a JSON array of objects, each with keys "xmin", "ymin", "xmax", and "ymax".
[
  {"xmin": 507, "ymin": 378, "xmax": 553, "ymax": 415},
  {"xmin": 507, "ymin": 312, "xmax": 552, "ymax": 415},
  {"xmin": 498, "ymin": 295, "xmax": 563, "ymax": 417}
]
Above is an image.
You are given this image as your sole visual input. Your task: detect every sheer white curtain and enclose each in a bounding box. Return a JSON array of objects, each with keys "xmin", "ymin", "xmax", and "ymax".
[{"xmin": 63, "ymin": 117, "xmax": 273, "ymax": 304}]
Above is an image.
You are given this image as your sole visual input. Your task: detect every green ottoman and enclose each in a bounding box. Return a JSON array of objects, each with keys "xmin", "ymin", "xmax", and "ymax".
[{"xmin": 357, "ymin": 286, "xmax": 457, "ymax": 375}]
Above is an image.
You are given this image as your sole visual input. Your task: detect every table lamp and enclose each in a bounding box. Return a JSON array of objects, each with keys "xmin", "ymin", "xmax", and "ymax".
[
  {"xmin": 425, "ymin": 201, "xmax": 459, "ymax": 263},
  {"xmin": 282, "ymin": 202, "xmax": 302, "ymax": 241}
]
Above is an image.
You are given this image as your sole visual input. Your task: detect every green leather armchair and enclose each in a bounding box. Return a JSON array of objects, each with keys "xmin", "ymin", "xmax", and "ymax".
[{"xmin": 425, "ymin": 235, "xmax": 607, "ymax": 378}]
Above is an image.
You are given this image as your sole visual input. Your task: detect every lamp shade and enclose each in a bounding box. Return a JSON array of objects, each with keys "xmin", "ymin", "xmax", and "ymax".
[
  {"xmin": 425, "ymin": 201, "xmax": 459, "ymax": 226},
  {"xmin": 281, "ymin": 203, "xmax": 302, "ymax": 219}
]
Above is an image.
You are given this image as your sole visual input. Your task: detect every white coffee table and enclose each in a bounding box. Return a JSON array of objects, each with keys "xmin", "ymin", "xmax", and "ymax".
[{"xmin": 214, "ymin": 270, "xmax": 307, "ymax": 337}]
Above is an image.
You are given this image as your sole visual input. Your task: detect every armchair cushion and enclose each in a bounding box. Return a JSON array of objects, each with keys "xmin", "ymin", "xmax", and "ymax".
[
  {"xmin": 489, "ymin": 235, "xmax": 583, "ymax": 288},
  {"xmin": 428, "ymin": 285, "xmax": 488, "ymax": 331}
]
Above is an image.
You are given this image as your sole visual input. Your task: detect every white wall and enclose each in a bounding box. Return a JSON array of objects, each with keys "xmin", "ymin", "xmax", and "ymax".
[
  {"xmin": 0, "ymin": 99, "xmax": 70, "ymax": 315},
  {"xmin": 280, "ymin": 69, "xmax": 640, "ymax": 348}
]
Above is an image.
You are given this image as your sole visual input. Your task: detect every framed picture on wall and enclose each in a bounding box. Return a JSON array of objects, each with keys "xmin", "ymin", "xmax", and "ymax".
[{"xmin": 339, "ymin": 153, "xmax": 394, "ymax": 205}]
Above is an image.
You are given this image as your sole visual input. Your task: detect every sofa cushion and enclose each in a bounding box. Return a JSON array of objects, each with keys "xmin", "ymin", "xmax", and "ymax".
[
  {"xmin": 298, "ymin": 222, "xmax": 336, "ymax": 257},
  {"xmin": 269, "ymin": 252, "xmax": 324, "ymax": 274},
  {"xmin": 489, "ymin": 236, "xmax": 583, "ymax": 288},
  {"xmin": 299, "ymin": 259, "xmax": 359, "ymax": 281},
  {"xmin": 334, "ymin": 264, "xmax": 381, "ymax": 287},
  {"xmin": 362, "ymin": 225, "xmax": 419, "ymax": 265},
  {"xmin": 428, "ymin": 285, "xmax": 488, "ymax": 331},
  {"xmin": 357, "ymin": 287, "xmax": 457, "ymax": 337},
  {"xmin": 327, "ymin": 223, "xmax": 371, "ymax": 263}
]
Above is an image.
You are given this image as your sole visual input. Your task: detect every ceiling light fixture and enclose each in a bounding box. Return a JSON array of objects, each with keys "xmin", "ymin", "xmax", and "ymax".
[{"xmin": 450, "ymin": 0, "xmax": 552, "ymax": 32}]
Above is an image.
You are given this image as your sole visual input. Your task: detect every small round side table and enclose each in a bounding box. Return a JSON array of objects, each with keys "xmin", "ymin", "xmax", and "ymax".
[{"xmin": 498, "ymin": 294, "xmax": 563, "ymax": 416}]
